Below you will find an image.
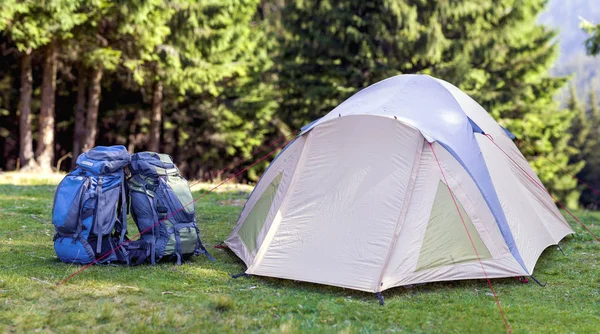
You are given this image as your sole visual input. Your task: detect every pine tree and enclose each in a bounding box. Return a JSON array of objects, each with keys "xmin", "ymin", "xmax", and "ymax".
[
  {"xmin": 590, "ymin": 89, "xmax": 600, "ymax": 117},
  {"xmin": 581, "ymin": 18, "xmax": 600, "ymax": 56},
  {"xmin": 150, "ymin": 0, "xmax": 276, "ymax": 178},
  {"xmin": 453, "ymin": 2, "xmax": 582, "ymax": 208},
  {"xmin": 563, "ymin": 84, "xmax": 588, "ymax": 208},
  {"xmin": 277, "ymin": 0, "xmax": 582, "ymax": 206},
  {"xmin": 577, "ymin": 89, "xmax": 600, "ymax": 208},
  {"xmin": 0, "ymin": 1, "xmax": 45, "ymax": 171},
  {"xmin": 0, "ymin": 0, "xmax": 86, "ymax": 171},
  {"xmin": 75, "ymin": 1, "xmax": 125, "ymax": 152},
  {"xmin": 0, "ymin": 0, "xmax": 274, "ymax": 178},
  {"xmin": 111, "ymin": 0, "xmax": 173, "ymax": 152},
  {"xmin": 567, "ymin": 84, "xmax": 588, "ymax": 160},
  {"xmin": 277, "ymin": 1, "xmax": 421, "ymax": 128}
]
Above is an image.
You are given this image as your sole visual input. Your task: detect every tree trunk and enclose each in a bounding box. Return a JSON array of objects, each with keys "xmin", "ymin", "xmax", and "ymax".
[
  {"xmin": 148, "ymin": 79, "xmax": 163, "ymax": 152},
  {"xmin": 72, "ymin": 64, "xmax": 87, "ymax": 168},
  {"xmin": 36, "ymin": 40, "xmax": 58, "ymax": 172},
  {"xmin": 18, "ymin": 49, "xmax": 37, "ymax": 171},
  {"xmin": 83, "ymin": 65, "xmax": 103, "ymax": 151},
  {"xmin": 127, "ymin": 109, "xmax": 142, "ymax": 153}
]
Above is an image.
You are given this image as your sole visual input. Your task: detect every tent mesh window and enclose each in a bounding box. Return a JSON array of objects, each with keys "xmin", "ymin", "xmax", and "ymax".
[
  {"xmin": 237, "ymin": 172, "xmax": 283, "ymax": 253},
  {"xmin": 416, "ymin": 181, "xmax": 492, "ymax": 271}
]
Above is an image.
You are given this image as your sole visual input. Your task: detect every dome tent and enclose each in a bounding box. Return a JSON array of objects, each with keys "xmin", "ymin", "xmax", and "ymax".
[{"xmin": 225, "ymin": 74, "xmax": 573, "ymax": 293}]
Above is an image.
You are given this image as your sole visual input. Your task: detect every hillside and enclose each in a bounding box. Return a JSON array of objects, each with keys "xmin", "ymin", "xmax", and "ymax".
[{"xmin": 539, "ymin": 0, "xmax": 600, "ymax": 102}]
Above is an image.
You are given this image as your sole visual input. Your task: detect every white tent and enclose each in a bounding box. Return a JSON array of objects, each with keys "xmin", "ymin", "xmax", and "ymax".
[{"xmin": 225, "ymin": 74, "xmax": 573, "ymax": 293}]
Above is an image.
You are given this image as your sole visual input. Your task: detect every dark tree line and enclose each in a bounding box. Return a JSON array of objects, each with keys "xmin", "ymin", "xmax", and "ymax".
[{"xmin": 0, "ymin": 0, "xmax": 595, "ymax": 207}]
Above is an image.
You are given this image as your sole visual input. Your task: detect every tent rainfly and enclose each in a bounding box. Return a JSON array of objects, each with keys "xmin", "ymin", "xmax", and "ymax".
[{"xmin": 225, "ymin": 74, "xmax": 573, "ymax": 294}]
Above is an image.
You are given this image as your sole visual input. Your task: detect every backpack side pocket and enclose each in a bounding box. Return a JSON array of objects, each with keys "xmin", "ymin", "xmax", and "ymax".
[
  {"xmin": 156, "ymin": 177, "xmax": 195, "ymax": 223},
  {"xmin": 52, "ymin": 174, "xmax": 89, "ymax": 235}
]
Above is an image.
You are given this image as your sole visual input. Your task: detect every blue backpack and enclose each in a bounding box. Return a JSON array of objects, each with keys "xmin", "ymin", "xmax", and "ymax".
[{"xmin": 52, "ymin": 146, "xmax": 130, "ymax": 264}]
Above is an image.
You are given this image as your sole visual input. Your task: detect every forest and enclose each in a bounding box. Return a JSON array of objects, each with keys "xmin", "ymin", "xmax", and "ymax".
[{"xmin": 1, "ymin": 0, "xmax": 600, "ymax": 208}]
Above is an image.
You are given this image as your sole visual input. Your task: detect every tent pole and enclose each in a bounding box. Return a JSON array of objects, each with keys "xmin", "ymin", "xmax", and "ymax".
[
  {"xmin": 529, "ymin": 275, "xmax": 547, "ymax": 287},
  {"xmin": 375, "ymin": 292, "xmax": 384, "ymax": 306},
  {"xmin": 557, "ymin": 243, "xmax": 566, "ymax": 256},
  {"xmin": 230, "ymin": 272, "xmax": 251, "ymax": 279}
]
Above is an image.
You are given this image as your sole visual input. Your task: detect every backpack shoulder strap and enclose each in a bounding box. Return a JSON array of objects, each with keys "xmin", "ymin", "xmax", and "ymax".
[
  {"xmin": 117, "ymin": 171, "xmax": 130, "ymax": 265},
  {"xmin": 135, "ymin": 178, "xmax": 159, "ymax": 265}
]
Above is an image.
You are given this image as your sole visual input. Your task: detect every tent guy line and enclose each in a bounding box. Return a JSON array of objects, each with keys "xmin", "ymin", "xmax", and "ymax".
[
  {"xmin": 430, "ymin": 141, "xmax": 512, "ymax": 334},
  {"xmin": 195, "ymin": 130, "xmax": 299, "ymax": 185},
  {"xmin": 56, "ymin": 135, "xmax": 296, "ymax": 286},
  {"xmin": 517, "ymin": 139, "xmax": 600, "ymax": 198},
  {"xmin": 485, "ymin": 134, "xmax": 600, "ymax": 242}
]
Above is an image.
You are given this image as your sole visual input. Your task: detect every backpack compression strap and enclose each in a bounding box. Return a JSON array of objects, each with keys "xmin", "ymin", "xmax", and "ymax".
[
  {"xmin": 194, "ymin": 225, "xmax": 215, "ymax": 261},
  {"xmin": 119, "ymin": 170, "xmax": 127, "ymax": 243},
  {"xmin": 118, "ymin": 171, "xmax": 130, "ymax": 265},
  {"xmin": 95, "ymin": 177, "xmax": 103, "ymax": 254}
]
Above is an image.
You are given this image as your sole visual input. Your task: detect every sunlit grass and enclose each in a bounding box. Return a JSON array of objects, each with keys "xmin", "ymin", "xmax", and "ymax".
[{"xmin": 0, "ymin": 176, "xmax": 599, "ymax": 332}]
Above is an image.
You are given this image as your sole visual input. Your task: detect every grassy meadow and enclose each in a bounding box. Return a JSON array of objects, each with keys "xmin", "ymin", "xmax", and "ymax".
[{"xmin": 0, "ymin": 174, "xmax": 599, "ymax": 333}]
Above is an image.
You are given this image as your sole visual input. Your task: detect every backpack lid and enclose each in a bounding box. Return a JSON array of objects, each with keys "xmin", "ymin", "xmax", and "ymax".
[
  {"xmin": 76, "ymin": 145, "xmax": 131, "ymax": 174},
  {"xmin": 130, "ymin": 152, "xmax": 178, "ymax": 176}
]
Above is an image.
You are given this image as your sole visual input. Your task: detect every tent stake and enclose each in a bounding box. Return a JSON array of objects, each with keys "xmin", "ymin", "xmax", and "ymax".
[
  {"xmin": 376, "ymin": 292, "xmax": 384, "ymax": 306},
  {"xmin": 529, "ymin": 275, "xmax": 547, "ymax": 287},
  {"xmin": 230, "ymin": 272, "xmax": 251, "ymax": 279}
]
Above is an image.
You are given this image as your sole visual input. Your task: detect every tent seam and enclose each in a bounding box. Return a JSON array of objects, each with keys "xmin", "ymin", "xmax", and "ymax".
[
  {"xmin": 374, "ymin": 137, "xmax": 425, "ymax": 292},
  {"xmin": 434, "ymin": 153, "xmax": 505, "ymax": 258},
  {"xmin": 247, "ymin": 134, "xmax": 311, "ymax": 274}
]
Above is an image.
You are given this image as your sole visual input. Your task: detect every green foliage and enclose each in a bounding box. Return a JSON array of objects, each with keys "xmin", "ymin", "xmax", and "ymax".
[
  {"xmin": 567, "ymin": 85, "xmax": 588, "ymax": 156},
  {"xmin": 157, "ymin": 0, "xmax": 278, "ymax": 180},
  {"xmin": 164, "ymin": 0, "xmax": 261, "ymax": 95},
  {"xmin": 0, "ymin": 0, "xmax": 590, "ymax": 201},
  {"xmin": 277, "ymin": 0, "xmax": 420, "ymax": 128},
  {"xmin": 113, "ymin": 0, "xmax": 174, "ymax": 84},
  {"xmin": 0, "ymin": 0, "xmax": 86, "ymax": 51},
  {"xmin": 581, "ymin": 18, "xmax": 600, "ymax": 56},
  {"xmin": 565, "ymin": 85, "xmax": 589, "ymax": 209},
  {"xmin": 84, "ymin": 48, "xmax": 121, "ymax": 70},
  {"xmin": 277, "ymin": 0, "xmax": 582, "ymax": 206},
  {"xmin": 574, "ymin": 90, "xmax": 600, "ymax": 208},
  {"xmin": 0, "ymin": 0, "xmax": 276, "ymax": 181}
]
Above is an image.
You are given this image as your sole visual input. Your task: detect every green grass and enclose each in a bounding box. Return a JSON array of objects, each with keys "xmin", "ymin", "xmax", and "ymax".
[{"xmin": 0, "ymin": 175, "xmax": 599, "ymax": 333}]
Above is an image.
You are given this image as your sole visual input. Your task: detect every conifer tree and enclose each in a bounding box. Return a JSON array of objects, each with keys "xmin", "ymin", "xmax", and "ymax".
[
  {"xmin": 581, "ymin": 19, "xmax": 600, "ymax": 56},
  {"xmin": 0, "ymin": 0, "xmax": 86, "ymax": 171},
  {"xmin": 151, "ymin": 0, "xmax": 276, "ymax": 177},
  {"xmin": 577, "ymin": 89, "xmax": 600, "ymax": 208},
  {"xmin": 567, "ymin": 84, "xmax": 588, "ymax": 160},
  {"xmin": 277, "ymin": 0, "xmax": 582, "ymax": 205}
]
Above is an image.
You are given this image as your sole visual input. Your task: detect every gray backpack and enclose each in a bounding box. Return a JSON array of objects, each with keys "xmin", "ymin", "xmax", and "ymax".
[{"xmin": 127, "ymin": 152, "xmax": 214, "ymax": 265}]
